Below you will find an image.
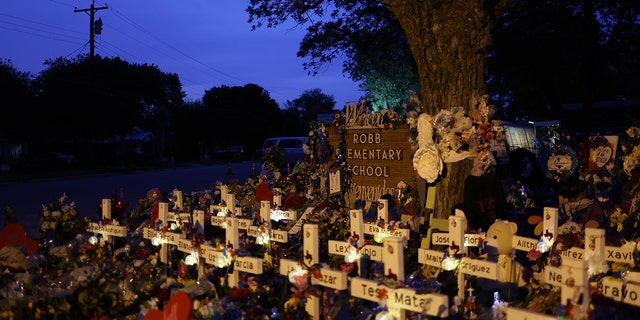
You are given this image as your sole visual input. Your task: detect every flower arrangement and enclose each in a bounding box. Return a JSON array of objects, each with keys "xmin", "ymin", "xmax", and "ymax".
[
  {"xmin": 417, "ymin": 92, "xmax": 506, "ymax": 164},
  {"xmin": 554, "ymin": 221, "xmax": 584, "ymax": 251},
  {"xmin": 621, "ymin": 126, "xmax": 640, "ymax": 214},
  {"xmin": 39, "ymin": 193, "xmax": 87, "ymax": 240},
  {"xmin": 605, "ymin": 207, "xmax": 639, "ymax": 246}
]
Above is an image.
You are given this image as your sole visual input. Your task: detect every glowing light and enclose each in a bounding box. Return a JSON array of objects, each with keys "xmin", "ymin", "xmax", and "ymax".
[
  {"xmin": 374, "ymin": 230, "xmax": 391, "ymax": 243},
  {"xmin": 88, "ymin": 236, "xmax": 98, "ymax": 245},
  {"xmin": 344, "ymin": 245, "xmax": 360, "ymax": 263},
  {"xmin": 170, "ymin": 222, "xmax": 179, "ymax": 231},
  {"xmin": 212, "ymin": 248, "xmax": 234, "ymax": 268},
  {"xmin": 256, "ymin": 233, "xmax": 270, "ymax": 245},
  {"xmin": 216, "ymin": 208, "xmax": 228, "ymax": 217},
  {"xmin": 537, "ymin": 239, "xmax": 550, "ymax": 253},
  {"xmin": 151, "ymin": 234, "xmax": 162, "ymax": 246},
  {"xmin": 441, "ymin": 256, "xmax": 460, "ymax": 271},
  {"xmin": 270, "ymin": 209, "xmax": 287, "ymax": 222},
  {"xmin": 185, "ymin": 251, "xmax": 199, "ymax": 265}
]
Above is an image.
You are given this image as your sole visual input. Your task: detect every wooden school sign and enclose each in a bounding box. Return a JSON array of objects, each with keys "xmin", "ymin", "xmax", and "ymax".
[{"xmin": 328, "ymin": 103, "xmax": 415, "ymax": 204}]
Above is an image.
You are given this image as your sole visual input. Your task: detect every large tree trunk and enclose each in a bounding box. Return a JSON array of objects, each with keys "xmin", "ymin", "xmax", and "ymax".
[{"xmin": 381, "ymin": 0, "xmax": 493, "ymax": 219}]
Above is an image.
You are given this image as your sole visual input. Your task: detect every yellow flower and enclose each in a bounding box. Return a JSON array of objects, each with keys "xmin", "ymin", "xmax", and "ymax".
[{"xmin": 284, "ymin": 296, "xmax": 301, "ymax": 312}]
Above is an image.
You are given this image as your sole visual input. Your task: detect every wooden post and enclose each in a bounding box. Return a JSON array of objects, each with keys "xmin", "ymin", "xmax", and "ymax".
[
  {"xmin": 378, "ymin": 198, "xmax": 389, "ymax": 222},
  {"xmin": 350, "ymin": 209, "xmax": 365, "ymax": 248},
  {"xmin": 273, "ymin": 188, "xmax": 283, "ymax": 207},
  {"xmin": 173, "ymin": 189, "xmax": 183, "ymax": 211}
]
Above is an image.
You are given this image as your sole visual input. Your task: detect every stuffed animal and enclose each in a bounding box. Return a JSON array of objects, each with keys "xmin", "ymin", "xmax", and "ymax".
[
  {"xmin": 476, "ymin": 220, "xmax": 527, "ymax": 305},
  {"xmin": 483, "ymin": 220, "xmax": 526, "ymax": 286}
]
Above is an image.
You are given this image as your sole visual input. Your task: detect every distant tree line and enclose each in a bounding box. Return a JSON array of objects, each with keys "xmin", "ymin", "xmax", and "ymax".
[{"xmin": 0, "ymin": 55, "xmax": 338, "ymax": 168}]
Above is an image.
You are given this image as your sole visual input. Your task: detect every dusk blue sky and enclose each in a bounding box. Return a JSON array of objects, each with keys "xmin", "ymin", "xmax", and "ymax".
[{"xmin": 1, "ymin": 0, "xmax": 363, "ymax": 107}]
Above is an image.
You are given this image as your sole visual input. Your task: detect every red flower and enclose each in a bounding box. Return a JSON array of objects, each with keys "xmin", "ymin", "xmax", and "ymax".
[
  {"xmin": 229, "ymin": 286, "xmax": 252, "ymax": 299},
  {"xmin": 377, "ymin": 287, "xmax": 387, "ymax": 300},
  {"xmin": 136, "ymin": 247, "xmax": 147, "ymax": 260},
  {"xmin": 178, "ymin": 261, "xmax": 188, "ymax": 278},
  {"xmin": 527, "ymin": 249, "xmax": 542, "ymax": 261},
  {"xmin": 340, "ymin": 262, "xmax": 355, "ymax": 274}
]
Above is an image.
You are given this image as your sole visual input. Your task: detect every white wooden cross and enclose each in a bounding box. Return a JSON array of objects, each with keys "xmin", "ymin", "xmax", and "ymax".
[
  {"xmin": 350, "ymin": 236, "xmax": 449, "ymax": 319},
  {"xmin": 87, "ymin": 199, "xmax": 128, "ymax": 244},
  {"xmin": 280, "ymin": 224, "xmax": 349, "ymax": 319},
  {"xmin": 327, "ymin": 208, "xmax": 448, "ymax": 318},
  {"xmin": 364, "ymin": 199, "xmax": 411, "ymax": 242},
  {"xmin": 202, "ymin": 217, "xmax": 264, "ymax": 289},
  {"xmin": 328, "ymin": 209, "xmax": 383, "ymax": 261},
  {"xmin": 143, "ymin": 202, "xmax": 181, "ymax": 263}
]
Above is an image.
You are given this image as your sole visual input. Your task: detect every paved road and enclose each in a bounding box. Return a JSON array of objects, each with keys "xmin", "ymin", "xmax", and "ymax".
[{"xmin": 0, "ymin": 161, "xmax": 255, "ymax": 237}]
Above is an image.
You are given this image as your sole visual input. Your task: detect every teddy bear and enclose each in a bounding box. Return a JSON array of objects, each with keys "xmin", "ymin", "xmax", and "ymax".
[{"xmin": 475, "ymin": 220, "xmax": 527, "ymax": 306}]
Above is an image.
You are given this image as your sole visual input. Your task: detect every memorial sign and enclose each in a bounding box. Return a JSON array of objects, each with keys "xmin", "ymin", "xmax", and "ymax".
[{"xmin": 327, "ymin": 103, "xmax": 415, "ymax": 204}]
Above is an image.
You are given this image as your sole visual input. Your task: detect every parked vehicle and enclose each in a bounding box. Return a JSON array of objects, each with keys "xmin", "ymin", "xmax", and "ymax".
[
  {"xmin": 215, "ymin": 146, "xmax": 245, "ymax": 160},
  {"xmin": 260, "ymin": 136, "xmax": 308, "ymax": 167}
]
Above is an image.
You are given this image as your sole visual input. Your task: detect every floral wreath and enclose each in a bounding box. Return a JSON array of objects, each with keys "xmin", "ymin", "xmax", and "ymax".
[{"xmin": 544, "ymin": 144, "xmax": 578, "ymax": 182}]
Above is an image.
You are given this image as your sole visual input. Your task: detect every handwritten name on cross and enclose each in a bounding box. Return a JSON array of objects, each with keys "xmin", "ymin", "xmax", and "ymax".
[
  {"xmin": 88, "ymin": 199, "xmax": 128, "ymax": 243},
  {"xmin": 142, "ymin": 202, "xmax": 181, "ymax": 263},
  {"xmin": 280, "ymin": 224, "xmax": 350, "ymax": 319},
  {"xmin": 350, "ymin": 236, "xmax": 449, "ymax": 319},
  {"xmin": 328, "ymin": 209, "xmax": 383, "ymax": 261},
  {"xmin": 203, "ymin": 217, "xmax": 264, "ymax": 288},
  {"xmin": 279, "ymin": 224, "xmax": 322, "ymax": 318}
]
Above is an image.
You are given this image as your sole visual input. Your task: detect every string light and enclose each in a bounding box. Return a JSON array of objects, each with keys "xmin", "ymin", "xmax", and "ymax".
[{"xmin": 442, "ymin": 255, "xmax": 460, "ymax": 271}]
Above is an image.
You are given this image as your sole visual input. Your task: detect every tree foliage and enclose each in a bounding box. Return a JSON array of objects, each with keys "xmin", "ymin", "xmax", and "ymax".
[
  {"xmin": 30, "ymin": 55, "xmax": 184, "ymax": 143},
  {"xmin": 0, "ymin": 59, "xmax": 33, "ymax": 140},
  {"xmin": 202, "ymin": 84, "xmax": 284, "ymax": 156},
  {"xmin": 284, "ymin": 88, "xmax": 336, "ymax": 130},
  {"xmin": 22, "ymin": 55, "xmax": 185, "ymax": 166},
  {"xmin": 248, "ymin": 0, "xmax": 419, "ymax": 113}
]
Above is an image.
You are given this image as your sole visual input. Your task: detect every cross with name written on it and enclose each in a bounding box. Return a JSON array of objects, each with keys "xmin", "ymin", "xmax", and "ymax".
[{"xmin": 87, "ymin": 199, "xmax": 128, "ymax": 243}]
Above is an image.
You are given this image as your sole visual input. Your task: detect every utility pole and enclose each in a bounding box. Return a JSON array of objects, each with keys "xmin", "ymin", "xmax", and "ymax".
[{"xmin": 74, "ymin": 0, "xmax": 108, "ymax": 60}]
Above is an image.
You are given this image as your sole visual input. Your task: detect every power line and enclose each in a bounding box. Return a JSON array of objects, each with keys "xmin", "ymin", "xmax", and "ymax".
[{"xmin": 74, "ymin": 0, "xmax": 108, "ymax": 60}]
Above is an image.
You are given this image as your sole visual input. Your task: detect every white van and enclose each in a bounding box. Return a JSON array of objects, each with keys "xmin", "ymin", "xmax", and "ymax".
[{"xmin": 261, "ymin": 136, "xmax": 308, "ymax": 166}]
